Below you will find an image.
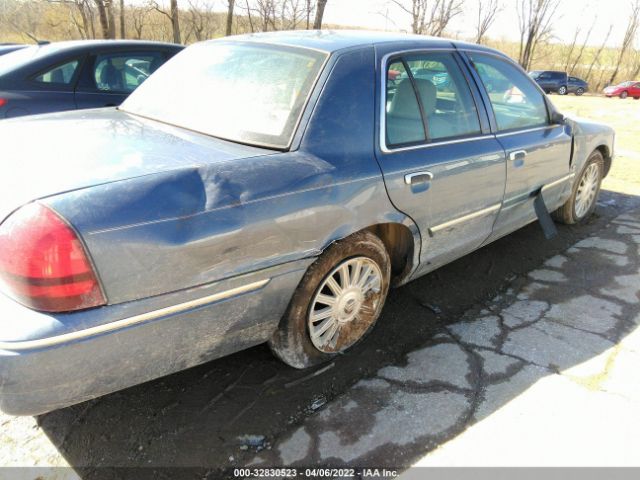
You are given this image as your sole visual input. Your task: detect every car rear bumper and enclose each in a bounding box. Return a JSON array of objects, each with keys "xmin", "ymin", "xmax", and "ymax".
[{"xmin": 0, "ymin": 259, "xmax": 311, "ymax": 416}]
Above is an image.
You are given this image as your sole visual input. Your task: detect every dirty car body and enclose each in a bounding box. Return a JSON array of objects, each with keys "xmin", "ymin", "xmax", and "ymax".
[{"xmin": 0, "ymin": 31, "xmax": 614, "ymax": 415}]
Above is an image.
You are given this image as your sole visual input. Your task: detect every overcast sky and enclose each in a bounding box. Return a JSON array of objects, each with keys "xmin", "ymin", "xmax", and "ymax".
[{"xmin": 318, "ymin": 0, "xmax": 635, "ymax": 47}]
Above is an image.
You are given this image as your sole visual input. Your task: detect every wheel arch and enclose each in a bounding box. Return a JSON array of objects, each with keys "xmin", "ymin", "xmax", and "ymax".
[
  {"xmin": 319, "ymin": 220, "xmax": 420, "ymax": 288},
  {"xmin": 595, "ymin": 144, "xmax": 613, "ymax": 177},
  {"xmin": 363, "ymin": 223, "xmax": 416, "ymax": 286}
]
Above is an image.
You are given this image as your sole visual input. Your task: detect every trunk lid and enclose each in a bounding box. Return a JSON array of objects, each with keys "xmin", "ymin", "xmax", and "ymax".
[{"xmin": 0, "ymin": 108, "xmax": 273, "ymax": 222}]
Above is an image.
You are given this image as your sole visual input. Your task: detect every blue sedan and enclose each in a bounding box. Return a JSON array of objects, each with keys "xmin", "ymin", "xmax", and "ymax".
[
  {"xmin": 0, "ymin": 31, "xmax": 614, "ymax": 415},
  {"xmin": 0, "ymin": 40, "xmax": 182, "ymax": 118}
]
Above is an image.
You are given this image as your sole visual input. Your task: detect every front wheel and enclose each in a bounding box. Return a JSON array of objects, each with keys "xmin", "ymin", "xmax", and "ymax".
[
  {"xmin": 620, "ymin": 91, "xmax": 629, "ymax": 99},
  {"xmin": 553, "ymin": 150, "xmax": 604, "ymax": 224},
  {"xmin": 269, "ymin": 231, "xmax": 391, "ymax": 369},
  {"xmin": 575, "ymin": 87, "xmax": 585, "ymax": 96},
  {"xmin": 558, "ymin": 85, "xmax": 568, "ymax": 95}
]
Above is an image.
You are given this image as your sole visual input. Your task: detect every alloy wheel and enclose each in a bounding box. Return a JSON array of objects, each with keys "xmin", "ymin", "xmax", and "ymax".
[
  {"xmin": 574, "ymin": 163, "xmax": 600, "ymax": 219},
  {"xmin": 308, "ymin": 256, "xmax": 383, "ymax": 354}
]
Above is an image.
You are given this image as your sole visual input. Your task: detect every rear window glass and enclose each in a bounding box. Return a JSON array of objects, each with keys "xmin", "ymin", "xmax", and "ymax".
[{"xmin": 122, "ymin": 42, "xmax": 327, "ymax": 149}]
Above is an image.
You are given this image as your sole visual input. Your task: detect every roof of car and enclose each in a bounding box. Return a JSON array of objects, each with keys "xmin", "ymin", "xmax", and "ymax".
[
  {"xmin": 218, "ymin": 29, "xmax": 502, "ymax": 55},
  {"xmin": 32, "ymin": 40, "xmax": 182, "ymax": 53}
]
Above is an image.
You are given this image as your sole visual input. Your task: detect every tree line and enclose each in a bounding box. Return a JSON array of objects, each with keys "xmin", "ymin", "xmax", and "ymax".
[{"xmin": 1, "ymin": 0, "xmax": 639, "ymax": 89}]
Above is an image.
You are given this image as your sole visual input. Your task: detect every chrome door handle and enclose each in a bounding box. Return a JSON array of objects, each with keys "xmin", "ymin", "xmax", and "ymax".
[
  {"xmin": 404, "ymin": 171, "xmax": 433, "ymax": 185},
  {"xmin": 509, "ymin": 150, "xmax": 528, "ymax": 161}
]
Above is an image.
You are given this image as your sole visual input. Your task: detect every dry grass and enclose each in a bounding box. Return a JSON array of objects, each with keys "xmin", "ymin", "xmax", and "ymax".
[{"xmin": 549, "ymin": 94, "xmax": 640, "ymax": 195}]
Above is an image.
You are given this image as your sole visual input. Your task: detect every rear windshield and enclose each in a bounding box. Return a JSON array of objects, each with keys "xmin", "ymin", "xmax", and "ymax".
[{"xmin": 121, "ymin": 42, "xmax": 328, "ymax": 149}]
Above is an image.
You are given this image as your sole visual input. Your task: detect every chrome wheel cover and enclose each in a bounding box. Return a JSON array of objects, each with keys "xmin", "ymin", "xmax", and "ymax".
[
  {"xmin": 308, "ymin": 257, "xmax": 383, "ymax": 354},
  {"xmin": 575, "ymin": 163, "xmax": 600, "ymax": 218}
]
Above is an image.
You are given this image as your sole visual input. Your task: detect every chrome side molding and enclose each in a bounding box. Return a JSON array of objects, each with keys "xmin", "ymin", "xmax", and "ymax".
[{"xmin": 429, "ymin": 204, "xmax": 501, "ymax": 235}]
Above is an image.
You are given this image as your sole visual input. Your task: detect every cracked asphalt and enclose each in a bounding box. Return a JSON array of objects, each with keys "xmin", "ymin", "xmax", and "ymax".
[{"xmin": 252, "ymin": 211, "xmax": 640, "ymax": 469}]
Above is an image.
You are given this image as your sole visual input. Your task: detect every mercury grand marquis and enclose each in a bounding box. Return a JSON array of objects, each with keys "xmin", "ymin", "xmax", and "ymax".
[{"xmin": 0, "ymin": 31, "xmax": 614, "ymax": 415}]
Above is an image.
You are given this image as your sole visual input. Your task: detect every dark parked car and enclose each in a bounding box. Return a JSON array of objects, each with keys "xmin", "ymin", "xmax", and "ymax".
[
  {"xmin": 567, "ymin": 76, "xmax": 588, "ymax": 95},
  {"xmin": 529, "ymin": 70, "xmax": 569, "ymax": 94},
  {"xmin": 0, "ymin": 44, "xmax": 27, "ymax": 57},
  {"xmin": 0, "ymin": 31, "xmax": 614, "ymax": 415},
  {"xmin": 0, "ymin": 40, "xmax": 183, "ymax": 118}
]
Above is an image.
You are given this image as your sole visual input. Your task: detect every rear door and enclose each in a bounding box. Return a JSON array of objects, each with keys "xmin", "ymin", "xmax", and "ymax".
[
  {"xmin": 75, "ymin": 50, "xmax": 166, "ymax": 108},
  {"xmin": 374, "ymin": 48, "xmax": 506, "ymax": 275},
  {"xmin": 463, "ymin": 52, "xmax": 572, "ymax": 242}
]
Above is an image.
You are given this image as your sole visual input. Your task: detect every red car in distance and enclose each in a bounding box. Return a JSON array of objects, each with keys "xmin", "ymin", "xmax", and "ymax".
[{"xmin": 603, "ymin": 81, "xmax": 640, "ymax": 99}]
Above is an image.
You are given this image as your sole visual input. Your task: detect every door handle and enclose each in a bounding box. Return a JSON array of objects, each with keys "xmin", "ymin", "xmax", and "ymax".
[
  {"xmin": 509, "ymin": 150, "xmax": 528, "ymax": 161},
  {"xmin": 509, "ymin": 150, "xmax": 527, "ymax": 168},
  {"xmin": 404, "ymin": 171, "xmax": 433, "ymax": 185}
]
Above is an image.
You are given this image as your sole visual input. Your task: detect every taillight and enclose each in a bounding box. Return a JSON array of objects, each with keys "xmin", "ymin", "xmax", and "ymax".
[
  {"xmin": 0, "ymin": 98, "xmax": 6, "ymax": 108},
  {"xmin": 0, "ymin": 203, "xmax": 106, "ymax": 312}
]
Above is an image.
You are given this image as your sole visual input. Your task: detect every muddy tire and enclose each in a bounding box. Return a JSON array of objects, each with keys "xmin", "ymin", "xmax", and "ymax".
[
  {"xmin": 269, "ymin": 231, "xmax": 391, "ymax": 369},
  {"xmin": 553, "ymin": 150, "xmax": 604, "ymax": 225}
]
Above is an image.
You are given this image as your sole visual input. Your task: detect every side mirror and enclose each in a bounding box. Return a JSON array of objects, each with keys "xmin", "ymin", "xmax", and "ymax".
[{"xmin": 550, "ymin": 110, "xmax": 565, "ymax": 125}]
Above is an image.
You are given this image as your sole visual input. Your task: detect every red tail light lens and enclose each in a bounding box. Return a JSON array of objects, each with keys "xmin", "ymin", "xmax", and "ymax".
[
  {"xmin": 0, "ymin": 98, "xmax": 6, "ymax": 108},
  {"xmin": 0, "ymin": 203, "xmax": 106, "ymax": 312}
]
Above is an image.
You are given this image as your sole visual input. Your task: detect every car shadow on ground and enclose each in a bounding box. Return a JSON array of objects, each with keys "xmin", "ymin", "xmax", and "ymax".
[{"xmin": 36, "ymin": 190, "xmax": 640, "ymax": 478}]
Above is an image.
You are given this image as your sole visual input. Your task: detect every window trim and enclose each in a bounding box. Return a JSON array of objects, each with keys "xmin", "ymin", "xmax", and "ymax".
[
  {"xmin": 380, "ymin": 48, "xmax": 487, "ymax": 154},
  {"xmin": 459, "ymin": 50, "xmax": 552, "ymax": 135}
]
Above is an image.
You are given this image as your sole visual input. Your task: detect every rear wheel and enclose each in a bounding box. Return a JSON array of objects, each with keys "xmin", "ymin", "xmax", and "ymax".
[
  {"xmin": 553, "ymin": 151, "xmax": 604, "ymax": 224},
  {"xmin": 620, "ymin": 91, "xmax": 629, "ymax": 99},
  {"xmin": 269, "ymin": 231, "xmax": 391, "ymax": 369},
  {"xmin": 558, "ymin": 85, "xmax": 568, "ymax": 95}
]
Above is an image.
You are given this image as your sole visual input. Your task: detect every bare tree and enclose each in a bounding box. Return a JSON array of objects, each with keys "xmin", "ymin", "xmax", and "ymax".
[
  {"xmin": 56, "ymin": 0, "xmax": 96, "ymax": 39},
  {"xmin": 305, "ymin": 0, "xmax": 314, "ymax": 28},
  {"xmin": 566, "ymin": 19, "xmax": 595, "ymax": 74},
  {"xmin": 516, "ymin": 0, "xmax": 560, "ymax": 70},
  {"xmin": 185, "ymin": 0, "xmax": 218, "ymax": 41},
  {"xmin": 119, "ymin": 0, "xmax": 125, "ymax": 37},
  {"xmin": 3, "ymin": 0, "xmax": 46, "ymax": 41},
  {"xmin": 474, "ymin": 0, "xmax": 500, "ymax": 43},
  {"xmin": 609, "ymin": 0, "xmax": 640, "ymax": 84},
  {"xmin": 225, "ymin": 0, "xmax": 234, "ymax": 36},
  {"xmin": 131, "ymin": 6, "xmax": 147, "ymax": 38},
  {"xmin": 93, "ymin": 0, "xmax": 113, "ymax": 38},
  {"xmin": 312, "ymin": 0, "xmax": 326, "ymax": 29},
  {"xmin": 389, "ymin": 0, "xmax": 463, "ymax": 36},
  {"xmin": 630, "ymin": 50, "xmax": 640, "ymax": 80},
  {"xmin": 282, "ymin": 0, "xmax": 305, "ymax": 29},
  {"xmin": 151, "ymin": 0, "xmax": 181, "ymax": 43},
  {"xmin": 585, "ymin": 24, "xmax": 613, "ymax": 81}
]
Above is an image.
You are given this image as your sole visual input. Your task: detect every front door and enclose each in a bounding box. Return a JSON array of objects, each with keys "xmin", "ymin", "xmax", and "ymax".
[
  {"xmin": 374, "ymin": 49, "xmax": 506, "ymax": 275},
  {"xmin": 464, "ymin": 52, "xmax": 572, "ymax": 241}
]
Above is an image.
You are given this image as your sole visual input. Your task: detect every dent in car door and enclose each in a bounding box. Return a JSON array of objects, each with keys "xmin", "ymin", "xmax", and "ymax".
[
  {"xmin": 374, "ymin": 49, "xmax": 506, "ymax": 275},
  {"xmin": 464, "ymin": 52, "xmax": 572, "ymax": 242}
]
